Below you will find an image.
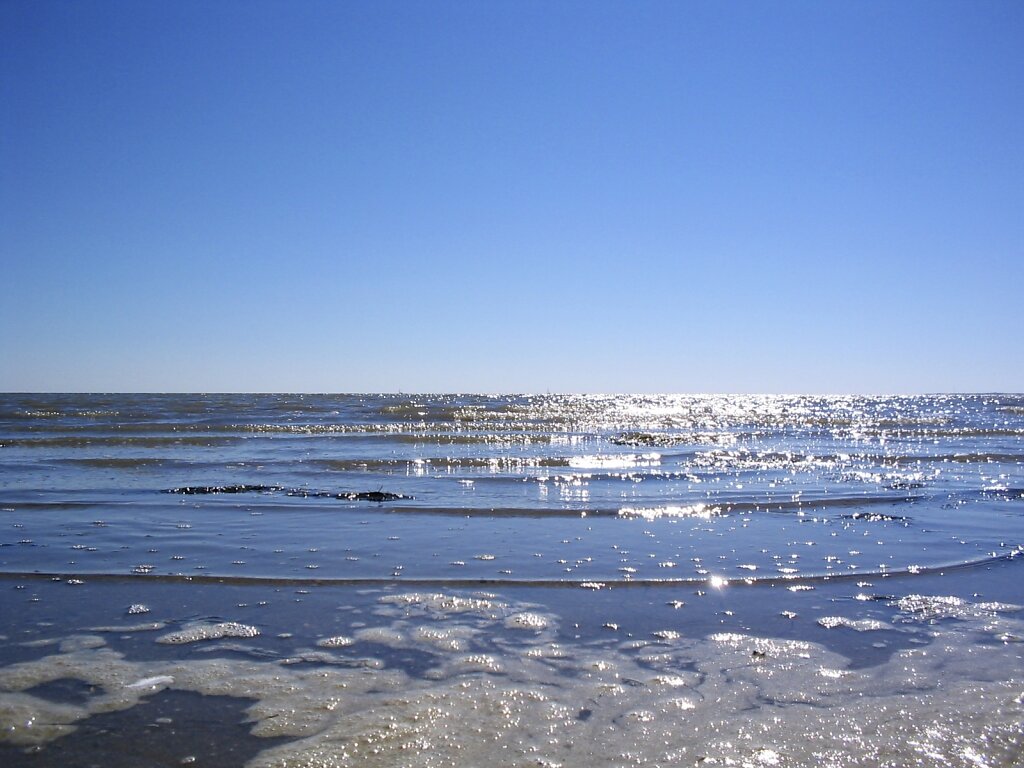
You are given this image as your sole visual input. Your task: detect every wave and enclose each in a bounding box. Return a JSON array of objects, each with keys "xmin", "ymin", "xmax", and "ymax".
[
  {"xmin": 313, "ymin": 457, "xmax": 574, "ymax": 472},
  {"xmin": 10, "ymin": 421, "xmax": 1022, "ymax": 442},
  {"xmin": 0, "ymin": 409, "xmax": 66, "ymax": 419},
  {"xmin": 312, "ymin": 453, "xmax": 661, "ymax": 473},
  {"xmin": 0, "ymin": 422, "xmax": 593, "ymax": 440},
  {"xmin": 139, "ymin": 492, "xmax": 923, "ymax": 519},
  {"xmin": 611, "ymin": 494, "xmax": 922, "ymax": 518},
  {"xmin": 840, "ymin": 511, "xmax": 911, "ymax": 522},
  {"xmin": 0, "ymin": 500, "xmax": 111, "ymax": 511},
  {"xmin": 388, "ymin": 433, "xmax": 572, "ymax": 446},
  {"xmin": 59, "ymin": 457, "xmax": 196, "ymax": 469},
  {"xmin": 728, "ymin": 493, "xmax": 923, "ymax": 513},
  {"xmin": 2, "ymin": 546, "xmax": 1019, "ymax": 589},
  {"xmin": 378, "ymin": 403, "xmax": 512, "ymax": 422},
  {"xmin": 688, "ymin": 449, "xmax": 1024, "ymax": 476},
  {"xmin": 0, "ymin": 436, "xmax": 242, "ymax": 448},
  {"xmin": 975, "ymin": 487, "xmax": 1024, "ymax": 502},
  {"xmin": 930, "ymin": 453, "xmax": 1024, "ymax": 464},
  {"xmin": 618, "ymin": 504, "xmax": 721, "ymax": 520},
  {"xmin": 610, "ymin": 431, "xmax": 742, "ymax": 447}
]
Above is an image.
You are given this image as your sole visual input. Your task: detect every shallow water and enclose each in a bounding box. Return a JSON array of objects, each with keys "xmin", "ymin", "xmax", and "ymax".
[{"xmin": 1, "ymin": 394, "xmax": 1022, "ymax": 766}]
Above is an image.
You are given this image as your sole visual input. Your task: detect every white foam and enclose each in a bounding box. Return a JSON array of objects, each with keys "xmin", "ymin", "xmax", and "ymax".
[
  {"xmin": 411, "ymin": 625, "xmax": 474, "ymax": 652},
  {"xmin": 156, "ymin": 622, "xmax": 260, "ymax": 644},
  {"xmin": 378, "ymin": 592, "xmax": 500, "ymax": 615},
  {"xmin": 817, "ymin": 616, "xmax": 890, "ymax": 631},
  {"xmin": 894, "ymin": 594, "xmax": 1023, "ymax": 623},
  {"xmin": 503, "ymin": 612, "xmax": 550, "ymax": 631},
  {"xmin": 316, "ymin": 635, "xmax": 355, "ymax": 649}
]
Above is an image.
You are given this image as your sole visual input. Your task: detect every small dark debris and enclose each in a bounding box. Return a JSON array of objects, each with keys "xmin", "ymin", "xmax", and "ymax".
[{"xmin": 340, "ymin": 491, "xmax": 409, "ymax": 502}]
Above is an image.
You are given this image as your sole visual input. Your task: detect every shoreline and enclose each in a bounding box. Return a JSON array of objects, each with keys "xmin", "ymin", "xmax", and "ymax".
[{"xmin": 2, "ymin": 557, "xmax": 1022, "ymax": 766}]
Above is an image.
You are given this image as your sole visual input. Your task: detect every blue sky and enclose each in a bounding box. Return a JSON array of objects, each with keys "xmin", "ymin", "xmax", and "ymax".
[{"xmin": 2, "ymin": 1, "xmax": 1021, "ymax": 393}]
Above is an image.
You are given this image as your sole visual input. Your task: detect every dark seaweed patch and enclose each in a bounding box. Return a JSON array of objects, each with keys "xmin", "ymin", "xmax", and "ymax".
[
  {"xmin": 164, "ymin": 485, "xmax": 284, "ymax": 495},
  {"xmin": 164, "ymin": 485, "xmax": 411, "ymax": 501}
]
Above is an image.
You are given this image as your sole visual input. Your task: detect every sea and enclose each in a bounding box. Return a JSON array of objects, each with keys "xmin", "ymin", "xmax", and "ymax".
[{"xmin": 0, "ymin": 393, "xmax": 1022, "ymax": 767}]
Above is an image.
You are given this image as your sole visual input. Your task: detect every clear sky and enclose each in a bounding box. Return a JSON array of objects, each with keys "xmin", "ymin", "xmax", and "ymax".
[{"xmin": 2, "ymin": 1, "xmax": 1021, "ymax": 394}]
